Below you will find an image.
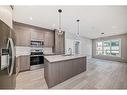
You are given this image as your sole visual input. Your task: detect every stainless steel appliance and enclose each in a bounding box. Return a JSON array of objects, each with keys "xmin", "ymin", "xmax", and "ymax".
[
  {"xmin": 0, "ymin": 20, "xmax": 16, "ymax": 89},
  {"xmin": 30, "ymin": 48, "xmax": 44, "ymax": 70},
  {"xmin": 31, "ymin": 40, "xmax": 44, "ymax": 47}
]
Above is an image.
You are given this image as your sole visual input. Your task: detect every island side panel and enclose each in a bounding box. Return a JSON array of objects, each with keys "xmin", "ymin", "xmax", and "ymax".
[
  {"xmin": 72, "ymin": 57, "xmax": 86, "ymax": 76},
  {"xmin": 44, "ymin": 57, "xmax": 86, "ymax": 88},
  {"xmin": 44, "ymin": 58, "xmax": 63, "ymax": 88},
  {"xmin": 44, "ymin": 58, "xmax": 49, "ymax": 86}
]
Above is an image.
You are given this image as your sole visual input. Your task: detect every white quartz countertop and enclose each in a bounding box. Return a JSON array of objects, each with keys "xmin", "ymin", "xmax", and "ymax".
[{"xmin": 44, "ymin": 54, "xmax": 86, "ymax": 63}]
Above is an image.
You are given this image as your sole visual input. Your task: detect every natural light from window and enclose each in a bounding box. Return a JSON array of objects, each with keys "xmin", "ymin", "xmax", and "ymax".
[{"xmin": 96, "ymin": 39, "xmax": 121, "ymax": 57}]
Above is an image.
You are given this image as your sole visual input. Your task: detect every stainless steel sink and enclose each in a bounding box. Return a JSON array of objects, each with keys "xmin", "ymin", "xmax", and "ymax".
[{"xmin": 62, "ymin": 54, "xmax": 73, "ymax": 56}]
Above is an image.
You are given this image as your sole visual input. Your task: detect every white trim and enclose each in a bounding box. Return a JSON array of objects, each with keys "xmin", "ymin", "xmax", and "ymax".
[{"xmin": 96, "ymin": 38, "xmax": 121, "ymax": 57}]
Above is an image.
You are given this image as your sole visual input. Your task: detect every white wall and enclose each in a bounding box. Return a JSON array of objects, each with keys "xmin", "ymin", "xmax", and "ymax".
[
  {"xmin": 80, "ymin": 37, "xmax": 92, "ymax": 59},
  {"xmin": 65, "ymin": 32, "xmax": 92, "ymax": 59}
]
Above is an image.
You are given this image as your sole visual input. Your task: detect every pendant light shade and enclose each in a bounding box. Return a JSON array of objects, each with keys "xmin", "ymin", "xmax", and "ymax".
[
  {"xmin": 76, "ymin": 19, "xmax": 80, "ymax": 40},
  {"xmin": 57, "ymin": 9, "xmax": 63, "ymax": 35},
  {"xmin": 77, "ymin": 19, "xmax": 80, "ymax": 35}
]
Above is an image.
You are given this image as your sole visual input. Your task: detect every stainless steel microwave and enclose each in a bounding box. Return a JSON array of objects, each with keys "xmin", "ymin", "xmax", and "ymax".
[{"xmin": 30, "ymin": 40, "xmax": 44, "ymax": 47}]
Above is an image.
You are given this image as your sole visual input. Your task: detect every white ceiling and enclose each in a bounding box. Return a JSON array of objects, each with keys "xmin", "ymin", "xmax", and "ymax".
[{"xmin": 13, "ymin": 6, "xmax": 127, "ymax": 39}]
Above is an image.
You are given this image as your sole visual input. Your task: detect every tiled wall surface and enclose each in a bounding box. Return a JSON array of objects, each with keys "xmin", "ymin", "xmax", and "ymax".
[
  {"xmin": 15, "ymin": 46, "xmax": 53, "ymax": 57},
  {"xmin": 15, "ymin": 46, "xmax": 31, "ymax": 57}
]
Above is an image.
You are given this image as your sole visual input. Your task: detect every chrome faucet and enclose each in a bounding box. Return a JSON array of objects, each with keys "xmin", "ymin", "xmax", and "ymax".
[{"xmin": 68, "ymin": 48, "xmax": 72, "ymax": 55}]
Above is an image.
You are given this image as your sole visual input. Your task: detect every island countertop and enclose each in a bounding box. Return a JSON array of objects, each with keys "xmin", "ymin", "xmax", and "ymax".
[
  {"xmin": 44, "ymin": 54, "xmax": 86, "ymax": 63},
  {"xmin": 44, "ymin": 54, "xmax": 86, "ymax": 88}
]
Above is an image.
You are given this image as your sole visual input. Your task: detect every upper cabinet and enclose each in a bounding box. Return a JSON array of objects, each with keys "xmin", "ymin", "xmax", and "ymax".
[
  {"xmin": 13, "ymin": 23, "xmax": 31, "ymax": 46},
  {"xmin": 0, "ymin": 20, "xmax": 10, "ymax": 48},
  {"xmin": 0, "ymin": 6, "xmax": 13, "ymax": 28},
  {"xmin": 54, "ymin": 30, "xmax": 65, "ymax": 54},
  {"xmin": 44, "ymin": 31, "xmax": 54, "ymax": 47},
  {"xmin": 13, "ymin": 22, "xmax": 55, "ymax": 47},
  {"xmin": 31, "ymin": 29, "xmax": 44, "ymax": 41}
]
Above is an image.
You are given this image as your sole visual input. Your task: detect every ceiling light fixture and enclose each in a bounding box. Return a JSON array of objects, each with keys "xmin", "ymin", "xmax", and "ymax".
[
  {"xmin": 76, "ymin": 19, "xmax": 80, "ymax": 40},
  {"xmin": 29, "ymin": 17, "xmax": 33, "ymax": 20},
  {"xmin": 57, "ymin": 9, "xmax": 63, "ymax": 35},
  {"xmin": 112, "ymin": 26, "xmax": 117, "ymax": 29},
  {"xmin": 77, "ymin": 19, "xmax": 80, "ymax": 35}
]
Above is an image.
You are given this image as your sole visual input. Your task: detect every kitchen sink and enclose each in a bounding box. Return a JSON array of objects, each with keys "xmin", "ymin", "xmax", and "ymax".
[{"xmin": 62, "ymin": 54, "xmax": 73, "ymax": 56}]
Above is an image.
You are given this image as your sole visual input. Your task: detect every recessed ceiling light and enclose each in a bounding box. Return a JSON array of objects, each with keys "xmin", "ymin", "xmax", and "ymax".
[
  {"xmin": 112, "ymin": 26, "xmax": 117, "ymax": 29},
  {"xmin": 29, "ymin": 17, "xmax": 33, "ymax": 20},
  {"xmin": 52, "ymin": 24, "xmax": 56, "ymax": 28},
  {"xmin": 101, "ymin": 33, "xmax": 104, "ymax": 35}
]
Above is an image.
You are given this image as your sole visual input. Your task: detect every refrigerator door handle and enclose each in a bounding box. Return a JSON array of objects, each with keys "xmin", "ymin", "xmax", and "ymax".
[{"xmin": 7, "ymin": 38, "xmax": 15, "ymax": 76}]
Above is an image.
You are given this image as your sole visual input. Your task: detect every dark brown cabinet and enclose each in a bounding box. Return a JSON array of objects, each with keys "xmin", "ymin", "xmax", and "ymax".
[
  {"xmin": 19, "ymin": 56, "xmax": 30, "ymax": 72},
  {"xmin": 62, "ymin": 60, "xmax": 73, "ymax": 81},
  {"xmin": 16, "ymin": 57, "xmax": 20, "ymax": 75},
  {"xmin": 72, "ymin": 58, "xmax": 86, "ymax": 76},
  {"xmin": 0, "ymin": 20, "xmax": 10, "ymax": 48},
  {"xmin": 13, "ymin": 22, "xmax": 55, "ymax": 47},
  {"xmin": 16, "ymin": 56, "xmax": 30, "ymax": 72},
  {"xmin": 44, "ymin": 57, "xmax": 86, "ymax": 88},
  {"xmin": 31, "ymin": 30, "xmax": 44, "ymax": 41},
  {"xmin": 13, "ymin": 23, "xmax": 31, "ymax": 46},
  {"xmin": 54, "ymin": 30, "xmax": 65, "ymax": 54},
  {"xmin": 44, "ymin": 31, "xmax": 54, "ymax": 47}
]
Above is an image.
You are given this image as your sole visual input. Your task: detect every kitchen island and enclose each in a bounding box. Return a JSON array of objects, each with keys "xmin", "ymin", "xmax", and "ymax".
[{"xmin": 44, "ymin": 54, "xmax": 86, "ymax": 88}]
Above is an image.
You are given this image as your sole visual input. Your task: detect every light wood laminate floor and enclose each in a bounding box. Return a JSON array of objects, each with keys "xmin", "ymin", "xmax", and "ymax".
[{"xmin": 16, "ymin": 58, "xmax": 127, "ymax": 89}]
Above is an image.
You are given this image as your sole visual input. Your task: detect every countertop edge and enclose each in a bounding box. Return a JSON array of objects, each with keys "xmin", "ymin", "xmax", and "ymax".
[{"xmin": 44, "ymin": 55, "xmax": 86, "ymax": 63}]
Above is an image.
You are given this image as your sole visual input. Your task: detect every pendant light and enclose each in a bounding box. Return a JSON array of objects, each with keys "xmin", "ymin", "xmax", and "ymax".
[
  {"xmin": 57, "ymin": 9, "xmax": 63, "ymax": 35},
  {"xmin": 76, "ymin": 19, "xmax": 80, "ymax": 39}
]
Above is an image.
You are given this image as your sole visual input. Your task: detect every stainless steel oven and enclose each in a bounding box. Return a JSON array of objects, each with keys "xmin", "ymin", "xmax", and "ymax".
[{"xmin": 30, "ymin": 49, "xmax": 44, "ymax": 70}]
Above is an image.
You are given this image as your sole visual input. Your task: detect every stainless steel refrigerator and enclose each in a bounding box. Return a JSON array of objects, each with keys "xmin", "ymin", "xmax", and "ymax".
[{"xmin": 0, "ymin": 19, "xmax": 16, "ymax": 89}]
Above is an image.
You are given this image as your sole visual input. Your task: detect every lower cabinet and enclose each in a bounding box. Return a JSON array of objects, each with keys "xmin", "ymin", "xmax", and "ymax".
[
  {"xmin": 72, "ymin": 58, "xmax": 86, "ymax": 76},
  {"xmin": 16, "ymin": 57, "xmax": 20, "ymax": 75},
  {"xmin": 62, "ymin": 60, "xmax": 73, "ymax": 81},
  {"xmin": 16, "ymin": 55, "xmax": 30, "ymax": 74},
  {"xmin": 44, "ymin": 57, "xmax": 86, "ymax": 88}
]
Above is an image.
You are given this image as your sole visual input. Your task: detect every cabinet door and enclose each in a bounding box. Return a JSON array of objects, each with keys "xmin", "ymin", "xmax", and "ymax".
[
  {"xmin": 31, "ymin": 30, "xmax": 44, "ymax": 41},
  {"xmin": 37, "ymin": 31, "xmax": 44, "ymax": 40},
  {"xmin": 14, "ymin": 25, "xmax": 31, "ymax": 46},
  {"xmin": 78, "ymin": 57, "xmax": 86, "ymax": 73},
  {"xmin": 19, "ymin": 56, "xmax": 30, "ymax": 72},
  {"xmin": 31, "ymin": 31, "xmax": 38, "ymax": 40},
  {"xmin": 62, "ymin": 60, "xmax": 73, "ymax": 81},
  {"xmin": 0, "ymin": 20, "xmax": 10, "ymax": 48},
  {"xmin": 72, "ymin": 59, "xmax": 79, "ymax": 76},
  {"xmin": 72, "ymin": 58, "xmax": 86, "ymax": 76},
  {"xmin": 44, "ymin": 31, "xmax": 54, "ymax": 47},
  {"xmin": 54, "ymin": 30, "xmax": 65, "ymax": 54},
  {"xmin": 16, "ymin": 57, "xmax": 20, "ymax": 75}
]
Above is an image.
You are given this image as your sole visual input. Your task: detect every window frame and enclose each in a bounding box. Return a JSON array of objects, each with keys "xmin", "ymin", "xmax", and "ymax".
[{"xmin": 96, "ymin": 38, "xmax": 121, "ymax": 57}]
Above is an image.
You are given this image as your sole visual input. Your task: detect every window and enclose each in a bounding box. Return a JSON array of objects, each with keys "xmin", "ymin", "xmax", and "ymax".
[
  {"xmin": 96, "ymin": 39, "xmax": 121, "ymax": 57},
  {"xmin": 96, "ymin": 42, "xmax": 103, "ymax": 55}
]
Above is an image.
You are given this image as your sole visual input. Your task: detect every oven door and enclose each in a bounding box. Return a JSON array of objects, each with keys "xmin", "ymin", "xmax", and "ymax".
[
  {"xmin": 30, "ymin": 56, "xmax": 44, "ymax": 65},
  {"xmin": 30, "ymin": 55, "xmax": 44, "ymax": 70}
]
